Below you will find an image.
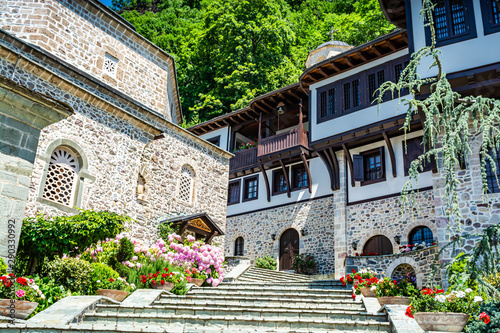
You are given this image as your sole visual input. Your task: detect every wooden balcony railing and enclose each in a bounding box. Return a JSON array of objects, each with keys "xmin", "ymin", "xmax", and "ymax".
[
  {"xmin": 258, "ymin": 128, "xmax": 309, "ymax": 157},
  {"xmin": 229, "ymin": 147, "xmax": 258, "ymax": 170}
]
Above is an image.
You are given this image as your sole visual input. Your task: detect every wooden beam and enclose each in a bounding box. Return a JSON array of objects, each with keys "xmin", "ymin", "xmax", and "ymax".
[
  {"xmin": 254, "ymin": 103, "xmax": 267, "ymax": 113},
  {"xmin": 345, "ymin": 57, "xmax": 355, "ymax": 68},
  {"xmin": 248, "ymin": 108, "xmax": 261, "ymax": 117},
  {"xmin": 198, "ymin": 127, "xmax": 208, "ymax": 133},
  {"xmin": 207, "ymin": 124, "xmax": 215, "ymax": 130},
  {"xmin": 259, "ymin": 164, "xmax": 271, "ymax": 202},
  {"xmin": 317, "ymin": 150, "xmax": 336, "ymax": 191},
  {"xmin": 342, "ymin": 144, "xmax": 355, "ymax": 187},
  {"xmin": 329, "ymin": 148, "xmax": 340, "ymax": 190},
  {"xmin": 357, "ymin": 51, "xmax": 368, "ymax": 62},
  {"xmin": 382, "ymin": 132, "xmax": 397, "ymax": 178},
  {"xmin": 280, "ymin": 160, "xmax": 291, "ymax": 198},
  {"xmin": 316, "ymin": 67, "xmax": 328, "ymax": 78},
  {"xmin": 327, "ymin": 62, "xmax": 340, "ymax": 71},
  {"xmin": 300, "ymin": 153, "xmax": 312, "ymax": 193},
  {"xmin": 371, "ymin": 45, "xmax": 382, "ymax": 57},
  {"xmin": 386, "ymin": 40, "xmax": 396, "ymax": 51},
  {"xmin": 260, "ymin": 100, "xmax": 275, "ymax": 110},
  {"xmin": 237, "ymin": 113, "xmax": 248, "ymax": 121}
]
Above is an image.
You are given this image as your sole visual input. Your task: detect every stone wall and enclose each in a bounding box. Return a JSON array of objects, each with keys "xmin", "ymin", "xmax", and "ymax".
[
  {"xmin": 347, "ymin": 190, "xmax": 437, "ymax": 256},
  {"xmin": 346, "ymin": 245, "xmax": 442, "ymax": 289},
  {"xmin": 225, "ymin": 195, "xmax": 338, "ymax": 274},
  {"xmin": 0, "ymin": 0, "xmax": 180, "ymax": 122}
]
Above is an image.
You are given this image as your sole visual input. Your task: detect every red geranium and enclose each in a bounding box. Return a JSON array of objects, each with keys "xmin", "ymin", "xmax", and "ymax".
[
  {"xmin": 108, "ymin": 278, "xmax": 115, "ymax": 282},
  {"xmin": 405, "ymin": 306, "xmax": 414, "ymax": 318},
  {"xmin": 340, "ymin": 276, "xmax": 346, "ymax": 286},
  {"xmin": 16, "ymin": 277, "xmax": 27, "ymax": 286},
  {"xmin": 351, "ymin": 293, "xmax": 356, "ymax": 300},
  {"xmin": 479, "ymin": 312, "xmax": 491, "ymax": 325}
]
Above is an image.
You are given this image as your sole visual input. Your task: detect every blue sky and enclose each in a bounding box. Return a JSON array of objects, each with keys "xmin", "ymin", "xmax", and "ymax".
[{"xmin": 99, "ymin": 0, "xmax": 113, "ymax": 7}]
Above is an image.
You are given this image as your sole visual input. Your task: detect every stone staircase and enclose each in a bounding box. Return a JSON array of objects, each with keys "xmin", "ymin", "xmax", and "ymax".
[{"xmin": 0, "ymin": 267, "xmax": 392, "ymax": 332}]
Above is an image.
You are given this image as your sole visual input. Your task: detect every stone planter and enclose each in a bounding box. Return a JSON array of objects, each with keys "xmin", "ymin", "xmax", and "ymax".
[
  {"xmin": 360, "ymin": 287, "xmax": 376, "ymax": 297},
  {"xmin": 0, "ymin": 299, "xmax": 38, "ymax": 319},
  {"xmin": 191, "ymin": 278, "xmax": 204, "ymax": 287},
  {"xmin": 152, "ymin": 282, "xmax": 174, "ymax": 292},
  {"xmin": 96, "ymin": 289, "xmax": 128, "ymax": 302},
  {"xmin": 413, "ymin": 312, "xmax": 469, "ymax": 332},
  {"xmin": 377, "ymin": 296, "xmax": 411, "ymax": 306}
]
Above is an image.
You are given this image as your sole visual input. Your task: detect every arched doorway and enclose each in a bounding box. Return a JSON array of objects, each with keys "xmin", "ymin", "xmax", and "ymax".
[
  {"xmin": 363, "ymin": 235, "xmax": 393, "ymax": 255},
  {"xmin": 391, "ymin": 263, "xmax": 416, "ymax": 284},
  {"xmin": 279, "ymin": 228, "xmax": 299, "ymax": 271}
]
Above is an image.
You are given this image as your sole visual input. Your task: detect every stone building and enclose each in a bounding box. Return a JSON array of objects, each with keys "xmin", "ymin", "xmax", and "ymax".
[
  {"xmin": 0, "ymin": 0, "xmax": 231, "ymax": 260},
  {"xmin": 189, "ymin": 0, "xmax": 500, "ymax": 287}
]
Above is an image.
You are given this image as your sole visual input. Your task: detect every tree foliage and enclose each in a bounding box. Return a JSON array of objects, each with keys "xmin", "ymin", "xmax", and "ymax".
[{"xmin": 112, "ymin": 0, "xmax": 395, "ymax": 126}]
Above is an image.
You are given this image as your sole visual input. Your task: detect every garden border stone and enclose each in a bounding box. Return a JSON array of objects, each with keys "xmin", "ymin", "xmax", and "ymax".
[{"xmin": 379, "ymin": 304, "xmax": 425, "ymax": 333}]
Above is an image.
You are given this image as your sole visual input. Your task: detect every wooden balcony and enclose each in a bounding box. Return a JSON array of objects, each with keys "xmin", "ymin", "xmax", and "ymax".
[
  {"xmin": 229, "ymin": 147, "xmax": 258, "ymax": 171},
  {"xmin": 258, "ymin": 128, "xmax": 309, "ymax": 157}
]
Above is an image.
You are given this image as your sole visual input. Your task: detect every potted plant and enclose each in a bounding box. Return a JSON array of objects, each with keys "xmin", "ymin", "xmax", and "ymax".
[
  {"xmin": 0, "ymin": 274, "xmax": 41, "ymax": 319},
  {"xmin": 185, "ymin": 268, "xmax": 206, "ymax": 287},
  {"xmin": 406, "ymin": 287, "xmax": 482, "ymax": 332},
  {"xmin": 373, "ymin": 276, "xmax": 418, "ymax": 306},
  {"xmin": 140, "ymin": 267, "xmax": 178, "ymax": 292},
  {"xmin": 354, "ymin": 276, "xmax": 379, "ymax": 297},
  {"xmin": 95, "ymin": 277, "xmax": 135, "ymax": 302},
  {"xmin": 345, "ymin": 268, "xmax": 379, "ymax": 290}
]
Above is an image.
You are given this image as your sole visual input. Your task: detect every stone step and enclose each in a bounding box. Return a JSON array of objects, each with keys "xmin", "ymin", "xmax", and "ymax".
[
  {"xmin": 156, "ymin": 295, "xmax": 364, "ymax": 309},
  {"xmin": 242, "ymin": 270, "xmax": 314, "ymax": 282},
  {"xmin": 187, "ymin": 289, "xmax": 352, "ymax": 300},
  {"xmin": 191, "ymin": 286, "xmax": 351, "ymax": 295},
  {"xmin": 95, "ymin": 303, "xmax": 386, "ymax": 322},
  {"xmin": 81, "ymin": 312, "xmax": 392, "ymax": 332},
  {"xmin": 226, "ymin": 281, "xmax": 345, "ymax": 289}
]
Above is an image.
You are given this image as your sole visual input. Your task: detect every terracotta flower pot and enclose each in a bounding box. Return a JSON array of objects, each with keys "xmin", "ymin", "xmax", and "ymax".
[
  {"xmin": 360, "ymin": 287, "xmax": 376, "ymax": 297},
  {"xmin": 96, "ymin": 289, "xmax": 128, "ymax": 302},
  {"xmin": 377, "ymin": 296, "xmax": 411, "ymax": 306},
  {"xmin": 413, "ymin": 312, "xmax": 469, "ymax": 332},
  {"xmin": 152, "ymin": 282, "xmax": 174, "ymax": 292},
  {"xmin": 191, "ymin": 278, "xmax": 204, "ymax": 287},
  {"xmin": 0, "ymin": 299, "xmax": 38, "ymax": 319}
]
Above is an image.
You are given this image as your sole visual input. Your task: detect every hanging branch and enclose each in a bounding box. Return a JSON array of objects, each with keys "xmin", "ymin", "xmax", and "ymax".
[{"xmin": 375, "ymin": 0, "xmax": 500, "ymax": 226}]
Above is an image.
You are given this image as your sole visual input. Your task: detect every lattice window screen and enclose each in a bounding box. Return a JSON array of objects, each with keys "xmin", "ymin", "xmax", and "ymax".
[
  {"xmin": 178, "ymin": 166, "xmax": 194, "ymax": 203},
  {"xmin": 103, "ymin": 54, "xmax": 118, "ymax": 77},
  {"xmin": 43, "ymin": 147, "xmax": 80, "ymax": 206}
]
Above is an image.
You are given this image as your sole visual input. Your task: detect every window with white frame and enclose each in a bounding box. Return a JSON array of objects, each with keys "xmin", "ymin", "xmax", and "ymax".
[
  {"xmin": 178, "ymin": 166, "xmax": 195, "ymax": 203},
  {"xmin": 43, "ymin": 147, "xmax": 80, "ymax": 206},
  {"xmin": 103, "ymin": 53, "xmax": 118, "ymax": 77}
]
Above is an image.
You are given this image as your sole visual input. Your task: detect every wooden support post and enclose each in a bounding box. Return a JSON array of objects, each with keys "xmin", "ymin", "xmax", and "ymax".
[
  {"xmin": 329, "ymin": 148, "xmax": 340, "ymax": 190},
  {"xmin": 259, "ymin": 164, "xmax": 271, "ymax": 202},
  {"xmin": 300, "ymin": 152, "xmax": 312, "ymax": 193},
  {"xmin": 382, "ymin": 132, "xmax": 397, "ymax": 178},
  {"xmin": 280, "ymin": 159, "xmax": 291, "ymax": 198},
  {"xmin": 342, "ymin": 144, "xmax": 355, "ymax": 187}
]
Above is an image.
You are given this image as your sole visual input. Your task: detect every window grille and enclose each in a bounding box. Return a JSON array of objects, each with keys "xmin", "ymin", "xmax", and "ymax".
[
  {"xmin": 363, "ymin": 150, "xmax": 384, "ymax": 181},
  {"xmin": 228, "ymin": 181, "xmax": 240, "ymax": 204},
  {"xmin": 435, "ymin": 1, "xmax": 449, "ymax": 39},
  {"xmin": 292, "ymin": 165, "xmax": 308, "ymax": 189},
  {"xmin": 234, "ymin": 237, "xmax": 244, "ymax": 256},
  {"xmin": 343, "ymin": 82, "xmax": 351, "ymax": 110},
  {"xmin": 432, "ymin": 0, "xmax": 471, "ymax": 41},
  {"xmin": 368, "ymin": 73, "xmax": 376, "ymax": 101},
  {"xmin": 493, "ymin": 0, "xmax": 500, "ymax": 25},
  {"xmin": 43, "ymin": 147, "xmax": 80, "ymax": 206},
  {"xmin": 485, "ymin": 148, "xmax": 500, "ymax": 193},
  {"xmin": 409, "ymin": 226, "xmax": 434, "ymax": 245},
  {"xmin": 103, "ymin": 54, "xmax": 118, "ymax": 77},
  {"xmin": 273, "ymin": 170, "xmax": 287, "ymax": 194},
  {"xmin": 394, "ymin": 63, "xmax": 403, "ymax": 83},
  {"xmin": 352, "ymin": 79, "xmax": 360, "ymax": 108},
  {"xmin": 178, "ymin": 166, "xmax": 194, "ymax": 203},
  {"xmin": 320, "ymin": 91, "xmax": 327, "ymax": 118},
  {"xmin": 243, "ymin": 177, "xmax": 258, "ymax": 200},
  {"xmin": 327, "ymin": 88, "xmax": 335, "ymax": 117}
]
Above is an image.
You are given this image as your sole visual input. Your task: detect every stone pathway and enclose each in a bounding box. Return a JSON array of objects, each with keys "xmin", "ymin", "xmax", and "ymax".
[{"xmin": 0, "ymin": 267, "xmax": 392, "ymax": 332}]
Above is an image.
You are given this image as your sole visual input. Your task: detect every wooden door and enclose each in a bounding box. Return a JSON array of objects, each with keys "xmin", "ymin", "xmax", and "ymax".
[
  {"xmin": 363, "ymin": 235, "xmax": 393, "ymax": 255},
  {"xmin": 279, "ymin": 228, "xmax": 299, "ymax": 271}
]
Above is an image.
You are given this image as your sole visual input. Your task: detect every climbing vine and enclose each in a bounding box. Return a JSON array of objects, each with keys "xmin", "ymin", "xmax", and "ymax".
[{"xmin": 376, "ymin": 0, "xmax": 500, "ymax": 226}]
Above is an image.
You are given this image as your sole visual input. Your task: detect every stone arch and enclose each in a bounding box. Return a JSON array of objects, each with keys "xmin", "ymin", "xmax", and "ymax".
[
  {"xmin": 386, "ymin": 257, "xmax": 423, "ymax": 289},
  {"xmin": 401, "ymin": 220, "xmax": 437, "ymax": 245},
  {"xmin": 38, "ymin": 138, "xmax": 95, "ymax": 210},
  {"xmin": 356, "ymin": 229, "xmax": 397, "ymax": 255},
  {"xmin": 100, "ymin": 35, "xmax": 126, "ymax": 61},
  {"xmin": 177, "ymin": 164, "xmax": 196, "ymax": 204}
]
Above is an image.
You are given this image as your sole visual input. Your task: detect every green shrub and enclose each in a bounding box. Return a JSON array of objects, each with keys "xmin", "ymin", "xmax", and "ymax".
[
  {"xmin": 0, "ymin": 257, "xmax": 7, "ymax": 275},
  {"xmin": 464, "ymin": 300, "xmax": 500, "ymax": 333},
  {"xmin": 158, "ymin": 221, "xmax": 177, "ymax": 240},
  {"xmin": 291, "ymin": 254, "xmax": 318, "ymax": 275},
  {"xmin": 44, "ymin": 258, "xmax": 93, "ymax": 294},
  {"xmin": 18, "ymin": 210, "xmax": 128, "ymax": 275},
  {"xmin": 90, "ymin": 263, "xmax": 119, "ymax": 293},
  {"xmin": 29, "ymin": 276, "xmax": 74, "ymax": 319},
  {"xmin": 116, "ymin": 237, "xmax": 134, "ymax": 263},
  {"xmin": 255, "ymin": 256, "xmax": 277, "ymax": 270}
]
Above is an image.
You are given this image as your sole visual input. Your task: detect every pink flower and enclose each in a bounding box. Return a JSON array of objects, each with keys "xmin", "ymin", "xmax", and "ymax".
[
  {"xmin": 132, "ymin": 256, "xmax": 138, "ymax": 261},
  {"xmin": 187, "ymin": 235, "xmax": 196, "ymax": 242},
  {"xmin": 16, "ymin": 289, "xmax": 25, "ymax": 298}
]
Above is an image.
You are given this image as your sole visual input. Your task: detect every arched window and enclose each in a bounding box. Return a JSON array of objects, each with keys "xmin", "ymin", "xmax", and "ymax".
[
  {"xmin": 178, "ymin": 166, "xmax": 194, "ymax": 203},
  {"xmin": 363, "ymin": 235, "xmax": 393, "ymax": 255},
  {"xmin": 234, "ymin": 237, "xmax": 244, "ymax": 256},
  {"xmin": 137, "ymin": 174, "xmax": 147, "ymax": 201},
  {"xmin": 409, "ymin": 226, "xmax": 433, "ymax": 245},
  {"xmin": 42, "ymin": 146, "xmax": 80, "ymax": 206}
]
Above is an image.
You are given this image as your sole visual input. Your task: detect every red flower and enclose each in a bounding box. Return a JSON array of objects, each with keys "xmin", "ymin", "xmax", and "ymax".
[
  {"xmin": 405, "ymin": 306, "xmax": 414, "ymax": 318},
  {"xmin": 153, "ymin": 274, "xmax": 158, "ymax": 278},
  {"xmin": 108, "ymin": 278, "xmax": 115, "ymax": 282},
  {"xmin": 161, "ymin": 280, "xmax": 165, "ymax": 285},
  {"xmin": 151, "ymin": 280, "xmax": 157, "ymax": 285},
  {"xmin": 422, "ymin": 288, "xmax": 434, "ymax": 295},
  {"xmin": 393, "ymin": 280, "xmax": 398, "ymax": 285},
  {"xmin": 164, "ymin": 268, "xmax": 169, "ymax": 272},
  {"xmin": 187, "ymin": 276, "xmax": 192, "ymax": 282},
  {"xmin": 434, "ymin": 287, "xmax": 444, "ymax": 294},
  {"xmin": 351, "ymin": 269, "xmax": 356, "ymax": 274},
  {"xmin": 162, "ymin": 273, "xmax": 167, "ymax": 278},
  {"xmin": 340, "ymin": 277, "xmax": 346, "ymax": 286},
  {"xmin": 351, "ymin": 293, "xmax": 356, "ymax": 300},
  {"xmin": 479, "ymin": 312, "xmax": 491, "ymax": 325}
]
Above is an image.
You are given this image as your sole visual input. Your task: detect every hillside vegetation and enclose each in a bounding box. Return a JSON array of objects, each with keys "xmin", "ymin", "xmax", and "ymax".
[{"xmin": 112, "ymin": 0, "xmax": 395, "ymax": 126}]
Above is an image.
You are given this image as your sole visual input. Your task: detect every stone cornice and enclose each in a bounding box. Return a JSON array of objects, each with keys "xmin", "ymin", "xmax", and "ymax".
[{"xmin": 0, "ymin": 38, "xmax": 232, "ymax": 159}]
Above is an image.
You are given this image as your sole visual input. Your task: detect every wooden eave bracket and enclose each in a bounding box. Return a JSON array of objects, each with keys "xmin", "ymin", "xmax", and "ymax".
[
  {"xmin": 343, "ymin": 144, "xmax": 355, "ymax": 187},
  {"xmin": 259, "ymin": 164, "xmax": 271, "ymax": 202},
  {"xmin": 280, "ymin": 159, "xmax": 292, "ymax": 198},
  {"xmin": 316, "ymin": 148, "xmax": 340, "ymax": 191},
  {"xmin": 382, "ymin": 132, "xmax": 397, "ymax": 178},
  {"xmin": 300, "ymin": 153, "xmax": 313, "ymax": 193}
]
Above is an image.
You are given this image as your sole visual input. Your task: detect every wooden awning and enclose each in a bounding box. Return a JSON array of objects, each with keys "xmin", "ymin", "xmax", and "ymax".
[{"xmin": 159, "ymin": 213, "xmax": 224, "ymax": 244}]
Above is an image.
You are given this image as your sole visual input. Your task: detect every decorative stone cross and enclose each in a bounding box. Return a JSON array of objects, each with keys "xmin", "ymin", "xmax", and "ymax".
[{"xmin": 327, "ymin": 27, "xmax": 339, "ymax": 42}]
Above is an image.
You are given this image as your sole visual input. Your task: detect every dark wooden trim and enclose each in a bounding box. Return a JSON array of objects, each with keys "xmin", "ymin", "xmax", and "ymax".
[
  {"xmin": 343, "ymin": 144, "xmax": 355, "ymax": 187},
  {"xmin": 227, "ymin": 179, "xmax": 241, "ymax": 205},
  {"xmin": 382, "ymin": 132, "xmax": 397, "ymax": 178},
  {"xmin": 481, "ymin": 0, "xmax": 500, "ymax": 35},
  {"xmin": 242, "ymin": 175, "xmax": 259, "ymax": 202},
  {"xmin": 206, "ymin": 135, "xmax": 221, "ymax": 147},
  {"xmin": 300, "ymin": 153, "xmax": 313, "ymax": 193},
  {"xmin": 178, "ymin": 221, "xmax": 190, "ymax": 236},
  {"xmin": 280, "ymin": 160, "xmax": 291, "ymax": 198},
  {"xmin": 348, "ymin": 186, "xmax": 434, "ymax": 206},
  {"xmin": 360, "ymin": 147, "xmax": 386, "ymax": 186},
  {"xmin": 227, "ymin": 194, "xmax": 334, "ymax": 218},
  {"xmin": 259, "ymin": 164, "xmax": 271, "ymax": 202},
  {"xmin": 329, "ymin": 148, "xmax": 340, "ymax": 189}
]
